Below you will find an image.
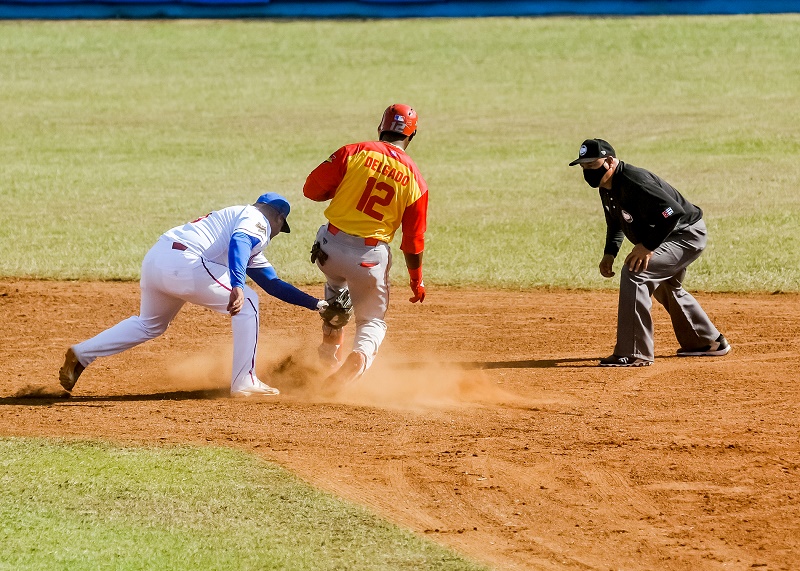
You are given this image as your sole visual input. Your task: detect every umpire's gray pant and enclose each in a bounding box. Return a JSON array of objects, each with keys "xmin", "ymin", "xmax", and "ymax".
[{"xmin": 615, "ymin": 219, "xmax": 720, "ymax": 361}]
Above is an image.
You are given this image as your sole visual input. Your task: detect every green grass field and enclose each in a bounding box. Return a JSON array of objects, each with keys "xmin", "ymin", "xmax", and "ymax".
[
  {"xmin": 0, "ymin": 438, "xmax": 488, "ymax": 571},
  {"xmin": 1, "ymin": 16, "xmax": 798, "ymax": 571},
  {"xmin": 1, "ymin": 16, "xmax": 798, "ymax": 290}
]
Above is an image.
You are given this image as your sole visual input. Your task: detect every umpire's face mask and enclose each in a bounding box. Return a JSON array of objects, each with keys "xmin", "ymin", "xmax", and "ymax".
[{"xmin": 583, "ymin": 163, "xmax": 608, "ymax": 188}]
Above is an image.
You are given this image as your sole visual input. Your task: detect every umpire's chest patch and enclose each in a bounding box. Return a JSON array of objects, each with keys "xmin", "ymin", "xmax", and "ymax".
[{"xmin": 621, "ymin": 209, "xmax": 633, "ymax": 223}]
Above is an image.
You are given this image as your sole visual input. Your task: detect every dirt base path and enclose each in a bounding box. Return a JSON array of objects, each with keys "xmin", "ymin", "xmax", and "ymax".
[{"xmin": 2, "ymin": 279, "xmax": 799, "ymax": 570}]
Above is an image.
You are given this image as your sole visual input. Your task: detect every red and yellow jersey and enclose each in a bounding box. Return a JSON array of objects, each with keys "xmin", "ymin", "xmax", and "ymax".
[{"xmin": 303, "ymin": 140, "xmax": 428, "ymax": 254}]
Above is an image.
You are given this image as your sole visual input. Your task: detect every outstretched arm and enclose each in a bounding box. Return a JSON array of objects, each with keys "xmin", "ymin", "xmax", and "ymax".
[
  {"xmin": 246, "ymin": 266, "xmax": 322, "ymax": 310},
  {"xmin": 228, "ymin": 231, "xmax": 322, "ymax": 311}
]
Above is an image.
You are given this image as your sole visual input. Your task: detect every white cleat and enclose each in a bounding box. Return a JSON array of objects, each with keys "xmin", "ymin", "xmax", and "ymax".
[{"xmin": 230, "ymin": 378, "xmax": 280, "ymax": 398}]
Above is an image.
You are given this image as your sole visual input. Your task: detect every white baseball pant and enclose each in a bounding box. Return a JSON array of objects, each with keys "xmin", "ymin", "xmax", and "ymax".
[{"xmin": 71, "ymin": 236, "xmax": 262, "ymax": 391}]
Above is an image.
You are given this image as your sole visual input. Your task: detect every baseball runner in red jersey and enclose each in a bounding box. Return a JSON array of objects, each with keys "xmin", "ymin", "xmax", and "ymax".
[
  {"xmin": 304, "ymin": 104, "xmax": 428, "ymax": 387},
  {"xmin": 58, "ymin": 193, "xmax": 329, "ymax": 397}
]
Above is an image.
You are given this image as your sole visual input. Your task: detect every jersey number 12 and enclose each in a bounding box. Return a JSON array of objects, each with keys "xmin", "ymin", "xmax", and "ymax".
[{"xmin": 356, "ymin": 177, "xmax": 395, "ymax": 221}]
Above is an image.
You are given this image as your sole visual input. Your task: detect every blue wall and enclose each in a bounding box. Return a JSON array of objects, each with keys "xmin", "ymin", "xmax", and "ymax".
[{"xmin": 1, "ymin": 0, "xmax": 797, "ymax": 20}]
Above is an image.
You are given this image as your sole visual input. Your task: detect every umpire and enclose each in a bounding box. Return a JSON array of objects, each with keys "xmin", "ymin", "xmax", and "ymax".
[{"xmin": 570, "ymin": 138, "xmax": 730, "ymax": 367}]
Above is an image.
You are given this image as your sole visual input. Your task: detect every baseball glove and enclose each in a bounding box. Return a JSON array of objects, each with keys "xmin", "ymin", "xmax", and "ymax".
[
  {"xmin": 319, "ymin": 289, "xmax": 353, "ymax": 328},
  {"xmin": 310, "ymin": 241, "xmax": 329, "ymax": 265}
]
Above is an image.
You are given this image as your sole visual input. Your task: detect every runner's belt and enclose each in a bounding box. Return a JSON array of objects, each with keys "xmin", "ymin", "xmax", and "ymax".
[{"xmin": 327, "ymin": 223, "xmax": 382, "ymax": 247}]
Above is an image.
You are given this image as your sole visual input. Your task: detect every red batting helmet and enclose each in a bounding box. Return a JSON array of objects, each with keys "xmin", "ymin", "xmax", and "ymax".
[{"xmin": 378, "ymin": 104, "xmax": 418, "ymax": 137}]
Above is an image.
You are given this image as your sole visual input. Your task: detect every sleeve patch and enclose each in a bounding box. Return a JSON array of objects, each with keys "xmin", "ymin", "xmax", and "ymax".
[{"xmin": 662, "ymin": 207, "xmax": 674, "ymax": 218}]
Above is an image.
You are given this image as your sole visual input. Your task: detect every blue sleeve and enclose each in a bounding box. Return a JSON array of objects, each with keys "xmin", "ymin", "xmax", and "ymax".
[
  {"xmin": 246, "ymin": 267, "xmax": 320, "ymax": 310},
  {"xmin": 228, "ymin": 232, "xmax": 260, "ymax": 289}
]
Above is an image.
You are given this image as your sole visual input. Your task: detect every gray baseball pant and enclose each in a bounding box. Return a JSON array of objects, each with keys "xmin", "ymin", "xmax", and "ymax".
[{"xmin": 614, "ymin": 219, "xmax": 720, "ymax": 361}]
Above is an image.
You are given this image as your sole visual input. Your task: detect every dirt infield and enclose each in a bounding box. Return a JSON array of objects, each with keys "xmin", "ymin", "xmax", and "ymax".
[{"xmin": 1, "ymin": 278, "xmax": 798, "ymax": 570}]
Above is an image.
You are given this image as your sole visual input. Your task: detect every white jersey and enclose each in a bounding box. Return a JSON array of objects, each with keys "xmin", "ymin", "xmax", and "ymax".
[{"xmin": 162, "ymin": 205, "xmax": 272, "ymax": 269}]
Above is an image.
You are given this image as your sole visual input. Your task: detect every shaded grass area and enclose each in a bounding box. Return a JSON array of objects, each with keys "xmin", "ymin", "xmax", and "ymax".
[
  {"xmin": 0, "ymin": 438, "xmax": 488, "ymax": 571},
  {"xmin": 1, "ymin": 16, "xmax": 798, "ymax": 290}
]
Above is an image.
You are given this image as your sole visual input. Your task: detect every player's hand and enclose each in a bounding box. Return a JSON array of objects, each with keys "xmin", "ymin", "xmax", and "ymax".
[
  {"xmin": 599, "ymin": 254, "xmax": 616, "ymax": 278},
  {"xmin": 409, "ymin": 278, "xmax": 426, "ymax": 303},
  {"xmin": 624, "ymin": 244, "xmax": 653, "ymax": 273},
  {"xmin": 227, "ymin": 287, "xmax": 245, "ymax": 316}
]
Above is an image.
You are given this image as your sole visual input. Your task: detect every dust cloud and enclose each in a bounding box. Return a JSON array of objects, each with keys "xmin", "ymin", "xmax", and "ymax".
[
  {"xmin": 13, "ymin": 384, "xmax": 71, "ymax": 399},
  {"xmin": 160, "ymin": 342, "xmax": 522, "ymax": 409},
  {"xmin": 163, "ymin": 345, "xmax": 233, "ymax": 392},
  {"xmin": 264, "ymin": 345, "xmax": 522, "ymax": 410}
]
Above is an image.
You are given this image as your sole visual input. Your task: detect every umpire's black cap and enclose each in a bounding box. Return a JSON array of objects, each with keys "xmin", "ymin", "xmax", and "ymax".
[{"xmin": 569, "ymin": 139, "xmax": 616, "ymax": 166}]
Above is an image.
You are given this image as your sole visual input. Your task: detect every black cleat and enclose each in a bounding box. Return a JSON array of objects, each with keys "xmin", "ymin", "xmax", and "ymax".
[
  {"xmin": 599, "ymin": 355, "xmax": 653, "ymax": 367},
  {"xmin": 677, "ymin": 334, "xmax": 731, "ymax": 357}
]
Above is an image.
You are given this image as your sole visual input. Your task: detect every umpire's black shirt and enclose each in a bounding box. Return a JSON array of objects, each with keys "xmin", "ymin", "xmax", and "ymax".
[{"xmin": 601, "ymin": 161, "xmax": 703, "ymax": 256}]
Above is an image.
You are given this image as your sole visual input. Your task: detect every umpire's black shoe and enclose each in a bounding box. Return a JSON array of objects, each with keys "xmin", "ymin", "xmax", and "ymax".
[
  {"xmin": 59, "ymin": 347, "xmax": 85, "ymax": 392},
  {"xmin": 677, "ymin": 334, "xmax": 731, "ymax": 357},
  {"xmin": 599, "ymin": 355, "xmax": 653, "ymax": 367}
]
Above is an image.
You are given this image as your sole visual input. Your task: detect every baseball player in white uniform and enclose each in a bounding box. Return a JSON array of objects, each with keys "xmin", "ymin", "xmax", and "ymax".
[{"xmin": 59, "ymin": 193, "xmax": 329, "ymax": 397}]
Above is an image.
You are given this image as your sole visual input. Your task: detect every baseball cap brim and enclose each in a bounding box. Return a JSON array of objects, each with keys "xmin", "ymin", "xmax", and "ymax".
[
  {"xmin": 569, "ymin": 138, "xmax": 615, "ymax": 166},
  {"xmin": 569, "ymin": 156, "xmax": 602, "ymax": 166}
]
